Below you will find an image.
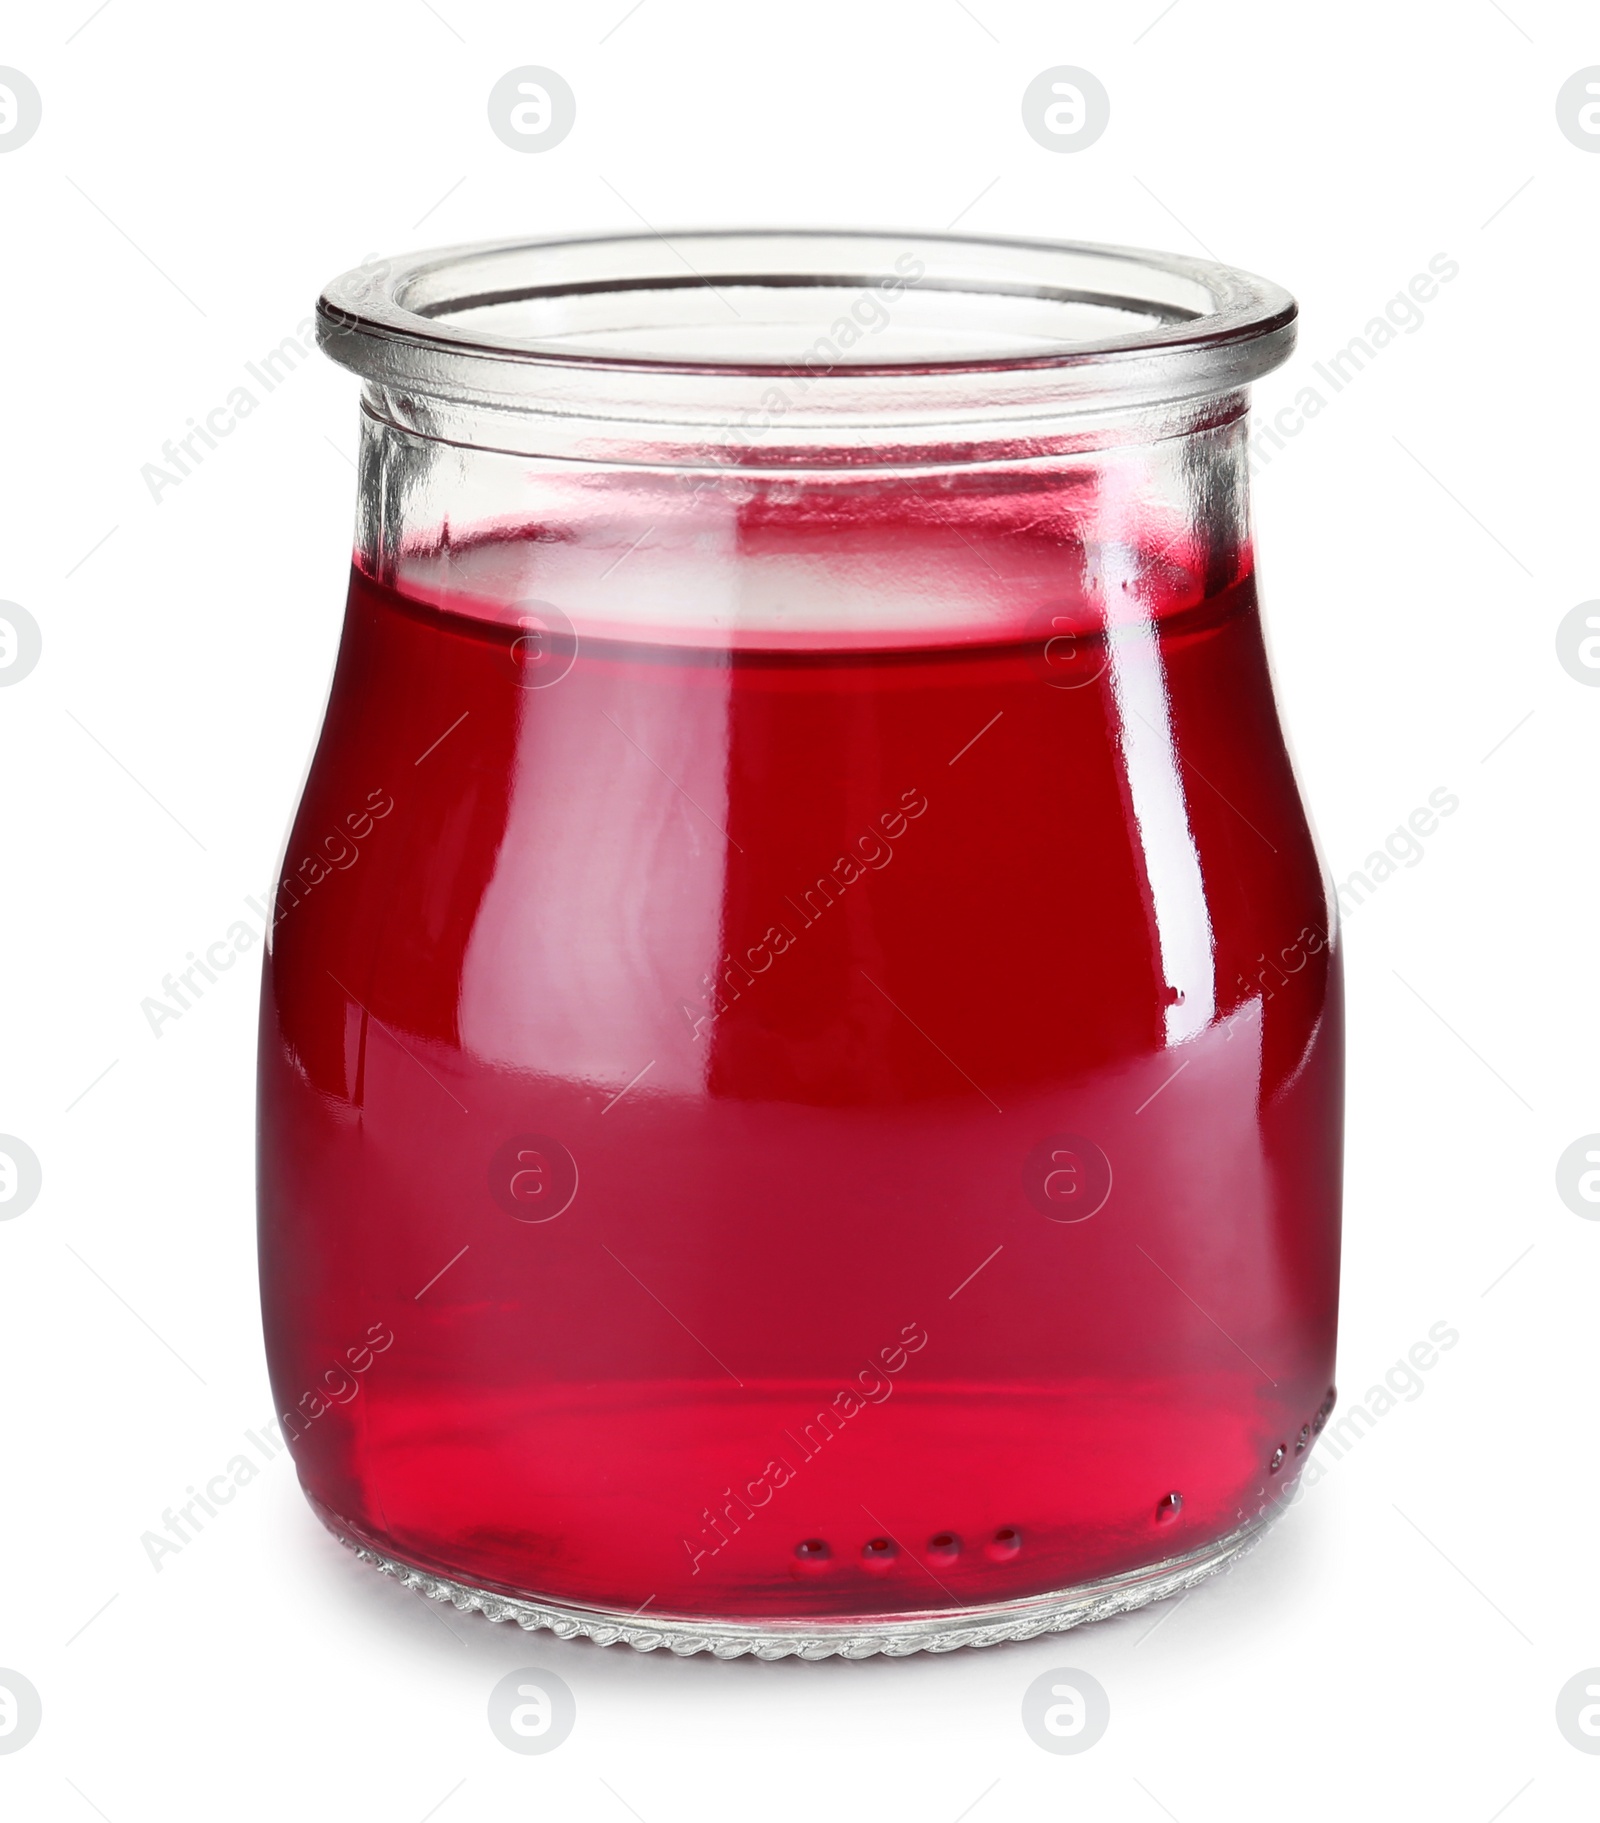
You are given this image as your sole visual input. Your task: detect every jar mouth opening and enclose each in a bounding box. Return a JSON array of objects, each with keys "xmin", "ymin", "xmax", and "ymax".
[
  {"xmin": 318, "ymin": 230, "xmax": 1294, "ymax": 462},
  {"xmin": 322, "ymin": 229, "xmax": 1293, "ymax": 377}
]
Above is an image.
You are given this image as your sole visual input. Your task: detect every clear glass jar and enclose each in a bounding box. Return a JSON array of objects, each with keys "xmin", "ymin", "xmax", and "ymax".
[{"xmin": 257, "ymin": 231, "xmax": 1341, "ymax": 1658}]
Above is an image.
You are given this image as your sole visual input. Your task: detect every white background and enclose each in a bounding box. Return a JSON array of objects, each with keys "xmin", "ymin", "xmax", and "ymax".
[{"xmin": 2, "ymin": 1, "xmax": 1595, "ymax": 1817}]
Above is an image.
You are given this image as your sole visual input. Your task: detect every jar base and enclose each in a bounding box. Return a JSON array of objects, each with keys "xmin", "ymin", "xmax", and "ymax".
[{"xmin": 310, "ymin": 1497, "xmax": 1278, "ymax": 1660}]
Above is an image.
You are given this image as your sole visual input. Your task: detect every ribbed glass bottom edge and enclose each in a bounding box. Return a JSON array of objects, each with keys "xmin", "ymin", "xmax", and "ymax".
[{"xmin": 311, "ymin": 1497, "xmax": 1278, "ymax": 1660}]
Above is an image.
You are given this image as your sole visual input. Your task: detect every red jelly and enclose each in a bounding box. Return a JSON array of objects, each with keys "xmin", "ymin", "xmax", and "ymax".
[{"xmin": 258, "ymin": 232, "xmax": 1341, "ymax": 1656}]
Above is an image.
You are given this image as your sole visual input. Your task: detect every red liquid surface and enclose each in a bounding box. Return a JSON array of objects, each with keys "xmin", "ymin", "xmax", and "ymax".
[{"xmin": 258, "ymin": 523, "xmax": 1341, "ymax": 1621}]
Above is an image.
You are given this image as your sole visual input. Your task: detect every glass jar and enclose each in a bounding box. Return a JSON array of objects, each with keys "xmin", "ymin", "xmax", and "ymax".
[{"xmin": 257, "ymin": 231, "xmax": 1341, "ymax": 1659}]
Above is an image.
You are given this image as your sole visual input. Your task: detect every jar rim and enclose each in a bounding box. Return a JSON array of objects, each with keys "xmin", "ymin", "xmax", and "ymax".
[{"xmin": 318, "ymin": 230, "xmax": 1295, "ymax": 463}]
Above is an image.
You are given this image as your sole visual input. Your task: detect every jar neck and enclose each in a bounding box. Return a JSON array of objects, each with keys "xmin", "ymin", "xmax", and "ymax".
[
  {"xmin": 354, "ymin": 376, "xmax": 1251, "ymax": 469},
  {"xmin": 353, "ymin": 397, "xmax": 1256, "ymax": 651}
]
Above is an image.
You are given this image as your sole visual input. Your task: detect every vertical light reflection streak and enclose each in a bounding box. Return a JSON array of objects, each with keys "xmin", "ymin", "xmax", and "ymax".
[{"xmin": 1100, "ymin": 544, "xmax": 1216, "ymax": 1044}]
